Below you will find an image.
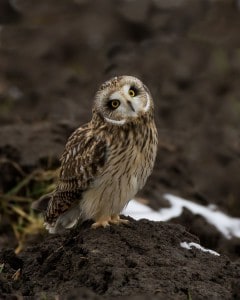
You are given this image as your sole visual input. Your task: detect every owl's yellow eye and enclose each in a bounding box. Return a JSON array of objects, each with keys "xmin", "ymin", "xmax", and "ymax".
[
  {"xmin": 128, "ymin": 86, "xmax": 138, "ymax": 97},
  {"xmin": 109, "ymin": 100, "xmax": 120, "ymax": 109},
  {"xmin": 128, "ymin": 89, "xmax": 135, "ymax": 97}
]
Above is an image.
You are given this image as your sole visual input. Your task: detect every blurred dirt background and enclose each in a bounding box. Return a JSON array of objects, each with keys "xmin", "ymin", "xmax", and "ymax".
[{"xmin": 0, "ymin": 0, "xmax": 240, "ymax": 298}]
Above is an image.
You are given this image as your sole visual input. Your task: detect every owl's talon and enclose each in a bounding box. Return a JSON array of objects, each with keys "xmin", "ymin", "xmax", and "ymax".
[
  {"xmin": 110, "ymin": 219, "xmax": 129, "ymax": 225},
  {"xmin": 110, "ymin": 215, "xmax": 129, "ymax": 225},
  {"xmin": 91, "ymin": 220, "xmax": 110, "ymax": 229}
]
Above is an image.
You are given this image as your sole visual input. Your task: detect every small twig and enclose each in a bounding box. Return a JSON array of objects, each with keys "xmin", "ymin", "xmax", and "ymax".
[{"xmin": 12, "ymin": 268, "xmax": 21, "ymax": 281}]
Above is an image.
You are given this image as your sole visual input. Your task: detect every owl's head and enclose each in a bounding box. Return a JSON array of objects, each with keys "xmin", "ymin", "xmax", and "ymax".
[{"xmin": 94, "ymin": 76, "xmax": 153, "ymax": 125}]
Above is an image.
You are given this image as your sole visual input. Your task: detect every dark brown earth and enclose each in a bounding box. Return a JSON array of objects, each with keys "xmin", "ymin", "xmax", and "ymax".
[
  {"xmin": 0, "ymin": 0, "xmax": 240, "ymax": 299},
  {"xmin": 1, "ymin": 218, "xmax": 240, "ymax": 300}
]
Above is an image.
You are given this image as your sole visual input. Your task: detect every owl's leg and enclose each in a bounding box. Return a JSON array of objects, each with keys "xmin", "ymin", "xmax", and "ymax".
[
  {"xmin": 110, "ymin": 214, "xmax": 129, "ymax": 225},
  {"xmin": 91, "ymin": 216, "xmax": 111, "ymax": 229}
]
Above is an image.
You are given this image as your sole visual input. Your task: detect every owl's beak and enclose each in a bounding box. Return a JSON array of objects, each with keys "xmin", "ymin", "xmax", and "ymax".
[{"xmin": 127, "ymin": 100, "xmax": 135, "ymax": 112}]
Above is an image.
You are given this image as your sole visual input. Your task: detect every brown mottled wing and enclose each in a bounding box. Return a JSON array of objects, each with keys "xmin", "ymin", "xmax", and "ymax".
[{"xmin": 45, "ymin": 125, "xmax": 107, "ymax": 224}]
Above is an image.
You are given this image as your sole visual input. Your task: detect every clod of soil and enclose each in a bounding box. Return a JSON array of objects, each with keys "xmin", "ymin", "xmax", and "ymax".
[{"xmin": 1, "ymin": 218, "xmax": 240, "ymax": 299}]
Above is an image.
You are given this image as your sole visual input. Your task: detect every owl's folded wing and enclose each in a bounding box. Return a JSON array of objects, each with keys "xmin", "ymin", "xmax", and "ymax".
[
  {"xmin": 32, "ymin": 126, "xmax": 107, "ymax": 224},
  {"xmin": 59, "ymin": 126, "xmax": 107, "ymax": 188}
]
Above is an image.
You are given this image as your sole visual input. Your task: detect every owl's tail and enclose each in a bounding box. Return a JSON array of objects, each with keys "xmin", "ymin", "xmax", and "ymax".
[{"xmin": 32, "ymin": 192, "xmax": 80, "ymax": 234}]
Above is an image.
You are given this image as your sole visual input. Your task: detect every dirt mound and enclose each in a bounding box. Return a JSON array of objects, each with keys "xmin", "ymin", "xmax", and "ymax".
[{"xmin": 1, "ymin": 219, "xmax": 240, "ymax": 299}]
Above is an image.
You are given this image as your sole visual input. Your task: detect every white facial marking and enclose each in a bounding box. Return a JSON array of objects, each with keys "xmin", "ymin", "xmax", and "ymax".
[
  {"xmin": 104, "ymin": 117, "xmax": 126, "ymax": 125},
  {"xmin": 109, "ymin": 91, "xmax": 122, "ymax": 100},
  {"xmin": 123, "ymin": 84, "xmax": 130, "ymax": 95},
  {"xmin": 144, "ymin": 92, "xmax": 151, "ymax": 112},
  {"xmin": 123, "ymin": 84, "xmax": 140, "ymax": 115}
]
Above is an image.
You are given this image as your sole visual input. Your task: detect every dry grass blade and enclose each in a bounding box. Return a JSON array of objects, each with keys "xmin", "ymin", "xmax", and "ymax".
[
  {"xmin": 0, "ymin": 263, "xmax": 4, "ymax": 274},
  {"xmin": 6, "ymin": 170, "xmax": 40, "ymax": 196},
  {"xmin": 12, "ymin": 214, "xmax": 44, "ymax": 254},
  {"xmin": 34, "ymin": 169, "xmax": 59, "ymax": 181},
  {"xmin": 11, "ymin": 205, "xmax": 37, "ymax": 223},
  {"xmin": 1, "ymin": 194, "xmax": 34, "ymax": 203},
  {"xmin": 0, "ymin": 158, "xmax": 25, "ymax": 176},
  {"xmin": 12, "ymin": 268, "xmax": 21, "ymax": 280},
  {"xmin": 1, "ymin": 167, "xmax": 58, "ymax": 253}
]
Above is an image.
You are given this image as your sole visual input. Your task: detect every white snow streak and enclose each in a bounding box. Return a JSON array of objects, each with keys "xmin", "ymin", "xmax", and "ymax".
[
  {"xmin": 180, "ymin": 242, "xmax": 220, "ymax": 256},
  {"xmin": 122, "ymin": 193, "xmax": 240, "ymax": 239}
]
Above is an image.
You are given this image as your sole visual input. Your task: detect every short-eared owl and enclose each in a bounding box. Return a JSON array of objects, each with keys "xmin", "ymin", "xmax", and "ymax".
[{"xmin": 32, "ymin": 75, "xmax": 158, "ymax": 233}]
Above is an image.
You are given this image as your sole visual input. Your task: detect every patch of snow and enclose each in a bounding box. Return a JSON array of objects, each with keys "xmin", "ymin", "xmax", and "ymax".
[
  {"xmin": 123, "ymin": 199, "xmax": 182, "ymax": 221},
  {"xmin": 180, "ymin": 241, "xmax": 220, "ymax": 256},
  {"xmin": 164, "ymin": 194, "xmax": 240, "ymax": 239},
  {"xmin": 122, "ymin": 194, "xmax": 240, "ymax": 239}
]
